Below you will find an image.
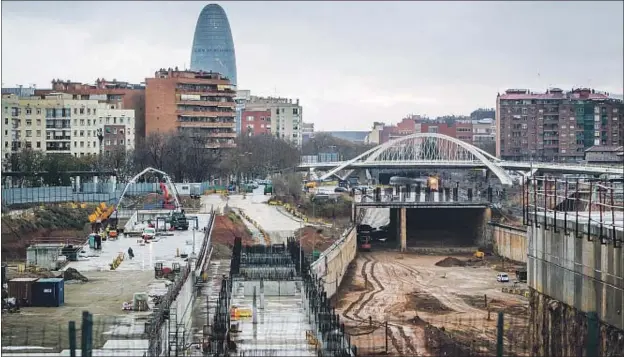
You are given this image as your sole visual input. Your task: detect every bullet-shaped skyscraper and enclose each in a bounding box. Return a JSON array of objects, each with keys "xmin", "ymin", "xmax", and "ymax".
[{"xmin": 190, "ymin": 4, "xmax": 237, "ymax": 86}]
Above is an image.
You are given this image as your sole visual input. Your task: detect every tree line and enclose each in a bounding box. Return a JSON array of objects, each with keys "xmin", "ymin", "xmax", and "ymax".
[{"xmin": 5, "ymin": 132, "xmax": 374, "ymax": 187}]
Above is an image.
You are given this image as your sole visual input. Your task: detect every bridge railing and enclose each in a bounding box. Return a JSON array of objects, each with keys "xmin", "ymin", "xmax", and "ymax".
[{"xmin": 357, "ymin": 185, "xmax": 504, "ymax": 205}]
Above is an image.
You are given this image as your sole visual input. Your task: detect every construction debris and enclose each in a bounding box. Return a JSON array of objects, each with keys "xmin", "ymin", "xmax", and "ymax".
[
  {"xmin": 62, "ymin": 267, "xmax": 89, "ymax": 282},
  {"xmin": 434, "ymin": 257, "xmax": 466, "ymax": 267}
]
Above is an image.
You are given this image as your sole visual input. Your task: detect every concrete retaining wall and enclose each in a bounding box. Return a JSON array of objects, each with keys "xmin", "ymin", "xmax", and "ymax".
[
  {"xmin": 489, "ymin": 222, "xmax": 528, "ymax": 263},
  {"xmin": 311, "ymin": 227, "xmax": 357, "ymax": 298},
  {"xmin": 527, "ymin": 218, "xmax": 624, "ymax": 331}
]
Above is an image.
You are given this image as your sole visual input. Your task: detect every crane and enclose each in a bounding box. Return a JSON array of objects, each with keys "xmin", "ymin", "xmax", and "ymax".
[{"xmin": 115, "ymin": 167, "xmax": 182, "ymax": 213}]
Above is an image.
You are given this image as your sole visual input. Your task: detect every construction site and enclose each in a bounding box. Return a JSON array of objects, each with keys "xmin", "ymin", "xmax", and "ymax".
[
  {"xmin": 1, "ymin": 168, "xmax": 216, "ymax": 355},
  {"xmin": 333, "ymin": 252, "xmax": 529, "ymax": 356}
]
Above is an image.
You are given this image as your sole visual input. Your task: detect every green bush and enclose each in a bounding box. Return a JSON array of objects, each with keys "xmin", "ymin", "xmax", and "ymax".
[{"xmin": 300, "ymin": 195, "xmax": 352, "ymax": 219}]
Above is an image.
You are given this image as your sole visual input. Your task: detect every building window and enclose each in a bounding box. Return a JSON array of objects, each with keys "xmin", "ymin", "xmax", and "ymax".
[
  {"xmin": 113, "ymin": 117, "xmax": 117, "ymax": 124},
  {"xmin": 36, "ymin": 141, "xmax": 41, "ymax": 148},
  {"xmin": 80, "ymin": 108, "xmax": 84, "ymax": 114},
  {"xmin": 36, "ymin": 119, "xmax": 41, "ymax": 126},
  {"xmin": 25, "ymin": 130, "xmax": 32, "ymax": 137},
  {"xmin": 36, "ymin": 109, "xmax": 41, "ymax": 115},
  {"xmin": 80, "ymin": 130, "xmax": 84, "ymax": 137},
  {"xmin": 80, "ymin": 141, "xmax": 84, "ymax": 148},
  {"xmin": 26, "ymin": 108, "xmax": 32, "ymax": 115},
  {"xmin": 36, "ymin": 130, "xmax": 41, "ymax": 137},
  {"xmin": 293, "ymin": 108, "xmax": 299, "ymax": 115}
]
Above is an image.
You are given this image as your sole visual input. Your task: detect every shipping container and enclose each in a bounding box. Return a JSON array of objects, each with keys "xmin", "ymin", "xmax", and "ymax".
[
  {"xmin": 7, "ymin": 277, "xmax": 38, "ymax": 305},
  {"xmin": 32, "ymin": 278, "xmax": 65, "ymax": 307}
]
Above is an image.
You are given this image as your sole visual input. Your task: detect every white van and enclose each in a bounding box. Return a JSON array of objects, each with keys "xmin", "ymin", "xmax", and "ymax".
[{"xmin": 497, "ymin": 273, "xmax": 510, "ymax": 282}]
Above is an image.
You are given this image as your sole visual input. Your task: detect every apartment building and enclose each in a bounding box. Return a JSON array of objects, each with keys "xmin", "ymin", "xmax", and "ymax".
[
  {"xmin": 1, "ymin": 93, "xmax": 136, "ymax": 159},
  {"xmin": 145, "ymin": 68, "xmax": 237, "ymax": 149},
  {"xmin": 301, "ymin": 122, "xmax": 315, "ymax": 144},
  {"xmin": 496, "ymin": 88, "xmax": 624, "ymax": 162},
  {"xmin": 241, "ymin": 109, "xmax": 271, "ymax": 136},
  {"xmin": 235, "ymin": 90, "xmax": 251, "ymax": 134},
  {"xmin": 471, "ymin": 118, "xmax": 496, "ymax": 151},
  {"xmin": 35, "ymin": 78, "xmax": 145, "ymax": 143},
  {"xmin": 245, "ymin": 96, "xmax": 303, "ymax": 147}
]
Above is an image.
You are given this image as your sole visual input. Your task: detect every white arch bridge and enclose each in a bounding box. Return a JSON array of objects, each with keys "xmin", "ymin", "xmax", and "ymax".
[{"xmin": 297, "ymin": 133, "xmax": 623, "ymax": 186}]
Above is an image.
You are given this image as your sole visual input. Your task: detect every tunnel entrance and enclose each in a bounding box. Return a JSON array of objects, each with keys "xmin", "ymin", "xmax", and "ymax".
[{"xmin": 389, "ymin": 207, "xmax": 487, "ymax": 248}]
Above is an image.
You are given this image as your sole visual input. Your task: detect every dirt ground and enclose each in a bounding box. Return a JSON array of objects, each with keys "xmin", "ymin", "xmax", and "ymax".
[
  {"xmin": 210, "ymin": 215, "xmax": 254, "ymax": 259},
  {"xmin": 333, "ymin": 251, "xmax": 529, "ymax": 356},
  {"xmin": 297, "ymin": 226, "xmax": 339, "ymax": 254},
  {"xmin": 1, "ymin": 270, "xmax": 155, "ymax": 351}
]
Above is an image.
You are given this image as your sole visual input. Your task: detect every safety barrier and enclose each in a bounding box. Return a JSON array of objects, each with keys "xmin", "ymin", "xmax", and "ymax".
[
  {"xmin": 266, "ymin": 199, "xmax": 332, "ymax": 226},
  {"xmin": 236, "ymin": 209, "xmax": 272, "ymax": 245},
  {"xmin": 502, "ymin": 286, "xmax": 530, "ymax": 298},
  {"xmin": 109, "ymin": 252, "xmax": 125, "ymax": 270}
]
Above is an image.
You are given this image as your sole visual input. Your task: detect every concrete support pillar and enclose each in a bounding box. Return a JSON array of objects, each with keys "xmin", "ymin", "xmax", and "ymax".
[
  {"xmin": 400, "ymin": 207, "xmax": 407, "ymax": 252},
  {"xmin": 252, "ymin": 286, "xmax": 258, "ymax": 324},
  {"xmin": 259, "ymin": 279, "xmax": 265, "ymax": 310},
  {"xmin": 351, "ymin": 201, "xmax": 356, "ymax": 223}
]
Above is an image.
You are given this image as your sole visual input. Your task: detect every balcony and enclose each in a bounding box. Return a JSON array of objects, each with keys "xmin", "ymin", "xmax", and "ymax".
[
  {"xmin": 178, "ymin": 121, "xmax": 235, "ymax": 128},
  {"xmin": 205, "ymin": 132, "xmax": 237, "ymax": 138},
  {"xmin": 47, "ymin": 136, "xmax": 71, "ymax": 141},
  {"xmin": 177, "ymin": 100, "xmax": 234, "ymax": 107},
  {"xmin": 176, "ymin": 88, "xmax": 236, "ymax": 96},
  {"xmin": 205, "ymin": 142, "xmax": 236, "ymax": 149},
  {"xmin": 176, "ymin": 110, "xmax": 236, "ymax": 117}
]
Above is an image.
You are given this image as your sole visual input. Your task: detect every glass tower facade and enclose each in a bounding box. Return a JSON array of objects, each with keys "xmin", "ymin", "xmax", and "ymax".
[{"xmin": 190, "ymin": 4, "xmax": 237, "ymax": 85}]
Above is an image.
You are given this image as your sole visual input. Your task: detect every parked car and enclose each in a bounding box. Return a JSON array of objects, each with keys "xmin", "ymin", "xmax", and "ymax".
[
  {"xmin": 334, "ymin": 187, "xmax": 348, "ymax": 193},
  {"xmin": 142, "ymin": 227, "xmax": 156, "ymax": 241},
  {"xmin": 496, "ymin": 273, "xmax": 510, "ymax": 282}
]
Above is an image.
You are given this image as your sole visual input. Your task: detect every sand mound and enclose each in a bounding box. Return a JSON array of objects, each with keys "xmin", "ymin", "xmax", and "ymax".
[{"xmin": 435, "ymin": 257, "xmax": 466, "ymax": 267}]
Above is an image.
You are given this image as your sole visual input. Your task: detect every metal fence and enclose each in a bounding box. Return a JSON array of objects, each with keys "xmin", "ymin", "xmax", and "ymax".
[
  {"xmin": 1, "ymin": 313, "xmax": 149, "ymax": 355},
  {"xmin": 1, "ymin": 181, "xmax": 232, "ymax": 207},
  {"xmin": 521, "ymin": 176, "xmax": 624, "ymax": 246}
]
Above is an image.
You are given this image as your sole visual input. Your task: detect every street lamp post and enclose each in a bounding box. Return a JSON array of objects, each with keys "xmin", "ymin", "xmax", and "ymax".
[{"xmin": 96, "ymin": 128, "xmax": 104, "ymax": 193}]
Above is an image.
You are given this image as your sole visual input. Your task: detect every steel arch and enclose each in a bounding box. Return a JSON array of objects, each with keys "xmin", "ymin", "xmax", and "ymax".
[{"xmin": 319, "ymin": 133, "xmax": 514, "ymax": 186}]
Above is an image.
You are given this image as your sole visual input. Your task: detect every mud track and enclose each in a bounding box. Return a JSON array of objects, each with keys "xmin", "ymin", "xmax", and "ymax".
[{"xmin": 341, "ymin": 255, "xmax": 371, "ymax": 321}]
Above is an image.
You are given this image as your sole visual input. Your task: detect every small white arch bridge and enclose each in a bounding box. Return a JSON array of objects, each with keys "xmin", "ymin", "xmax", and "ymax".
[{"xmin": 317, "ymin": 133, "xmax": 514, "ymax": 186}]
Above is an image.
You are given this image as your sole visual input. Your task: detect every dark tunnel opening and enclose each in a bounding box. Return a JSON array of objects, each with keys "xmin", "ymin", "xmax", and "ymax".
[{"xmin": 389, "ymin": 208, "xmax": 486, "ymax": 247}]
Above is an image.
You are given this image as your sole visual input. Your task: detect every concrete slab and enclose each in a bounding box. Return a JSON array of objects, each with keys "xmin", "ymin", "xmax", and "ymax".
[
  {"xmin": 230, "ymin": 294, "xmax": 316, "ymax": 357},
  {"xmin": 63, "ymin": 214, "xmax": 212, "ymax": 272}
]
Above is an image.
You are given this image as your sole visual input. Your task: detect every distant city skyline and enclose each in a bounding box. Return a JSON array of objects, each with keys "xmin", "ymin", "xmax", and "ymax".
[{"xmin": 1, "ymin": 1, "xmax": 622, "ymax": 131}]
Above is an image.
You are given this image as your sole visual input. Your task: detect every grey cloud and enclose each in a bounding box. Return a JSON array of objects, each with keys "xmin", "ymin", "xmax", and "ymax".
[{"xmin": 2, "ymin": 1, "xmax": 622, "ymax": 131}]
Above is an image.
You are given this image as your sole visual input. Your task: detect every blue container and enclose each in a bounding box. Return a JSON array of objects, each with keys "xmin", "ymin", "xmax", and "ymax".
[{"xmin": 32, "ymin": 278, "xmax": 65, "ymax": 307}]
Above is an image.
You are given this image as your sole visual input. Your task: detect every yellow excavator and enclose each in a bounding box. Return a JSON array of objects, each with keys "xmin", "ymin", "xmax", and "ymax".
[{"xmin": 474, "ymin": 250, "xmax": 485, "ymax": 260}]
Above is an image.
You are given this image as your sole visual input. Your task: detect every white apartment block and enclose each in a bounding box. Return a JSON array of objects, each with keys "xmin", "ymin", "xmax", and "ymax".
[
  {"xmin": 245, "ymin": 96, "xmax": 303, "ymax": 147},
  {"xmin": 1, "ymin": 93, "xmax": 135, "ymax": 161}
]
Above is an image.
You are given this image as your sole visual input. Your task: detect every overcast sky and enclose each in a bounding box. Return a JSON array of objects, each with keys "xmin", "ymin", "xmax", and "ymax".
[{"xmin": 1, "ymin": 1, "xmax": 623, "ymax": 131}]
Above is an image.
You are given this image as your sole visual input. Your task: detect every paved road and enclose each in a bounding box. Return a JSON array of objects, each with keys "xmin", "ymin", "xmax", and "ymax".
[{"xmin": 200, "ymin": 187, "xmax": 302, "ymax": 244}]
